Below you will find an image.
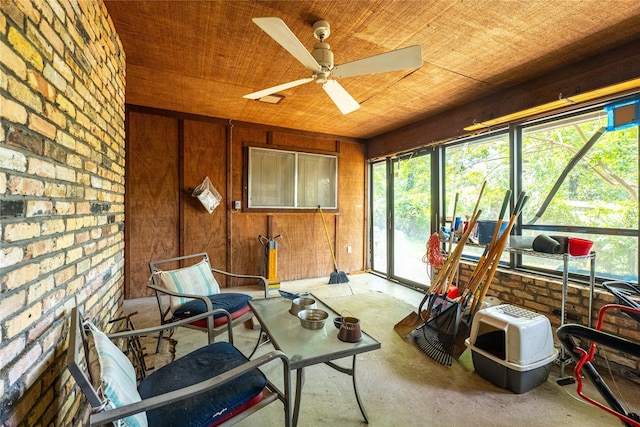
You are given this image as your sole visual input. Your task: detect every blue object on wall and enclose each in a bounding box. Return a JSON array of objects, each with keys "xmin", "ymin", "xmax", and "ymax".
[{"xmin": 604, "ymin": 98, "xmax": 640, "ymax": 132}]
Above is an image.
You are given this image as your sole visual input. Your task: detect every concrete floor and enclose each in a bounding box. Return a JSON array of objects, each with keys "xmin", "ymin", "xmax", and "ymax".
[{"xmin": 125, "ymin": 273, "xmax": 639, "ymax": 427}]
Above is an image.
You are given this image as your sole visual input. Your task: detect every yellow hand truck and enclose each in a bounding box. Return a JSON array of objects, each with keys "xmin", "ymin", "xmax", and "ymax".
[{"xmin": 259, "ymin": 234, "xmax": 282, "ymax": 292}]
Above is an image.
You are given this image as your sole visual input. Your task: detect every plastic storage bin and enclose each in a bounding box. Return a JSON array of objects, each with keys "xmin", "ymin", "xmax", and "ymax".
[
  {"xmin": 466, "ymin": 304, "xmax": 557, "ymax": 393},
  {"xmin": 476, "ymin": 221, "xmax": 508, "ymax": 245}
]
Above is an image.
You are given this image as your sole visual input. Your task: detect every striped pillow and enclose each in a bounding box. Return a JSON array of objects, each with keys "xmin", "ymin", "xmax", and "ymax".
[
  {"xmin": 158, "ymin": 259, "xmax": 221, "ymax": 311},
  {"xmin": 88, "ymin": 322, "xmax": 147, "ymax": 427}
]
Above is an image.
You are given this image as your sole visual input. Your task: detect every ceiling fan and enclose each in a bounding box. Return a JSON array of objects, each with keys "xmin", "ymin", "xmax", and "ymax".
[{"xmin": 243, "ymin": 17, "xmax": 423, "ymax": 114}]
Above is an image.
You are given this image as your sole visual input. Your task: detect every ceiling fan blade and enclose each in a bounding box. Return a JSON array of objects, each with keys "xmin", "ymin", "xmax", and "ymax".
[
  {"xmin": 332, "ymin": 45, "xmax": 422, "ymax": 78},
  {"xmin": 244, "ymin": 77, "xmax": 315, "ymax": 99},
  {"xmin": 252, "ymin": 17, "xmax": 322, "ymax": 73},
  {"xmin": 322, "ymin": 80, "xmax": 360, "ymax": 115}
]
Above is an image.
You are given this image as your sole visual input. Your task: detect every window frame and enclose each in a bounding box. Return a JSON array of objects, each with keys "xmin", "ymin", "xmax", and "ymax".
[
  {"xmin": 514, "ymin": 105, "xmax": 638, "ymax": 283},
  {"xmin": 368, "ymin": 94, "xmax": 639, "ymax": 285},
  {"xmin": 246, "ymin": 146, "xmax": 338, "ymax": 211}
]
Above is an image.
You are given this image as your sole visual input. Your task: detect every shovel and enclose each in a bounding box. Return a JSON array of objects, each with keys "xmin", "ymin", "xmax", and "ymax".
[
  {"xmin": 393, "ymin": 291, "xmax": 437, "ymax": 338},
  {"xmin": 394, "ymin": 192, "xmax": 458, "ymax": 337}
]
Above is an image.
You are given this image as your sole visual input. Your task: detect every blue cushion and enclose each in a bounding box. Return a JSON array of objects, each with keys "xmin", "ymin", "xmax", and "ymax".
[
  {"xmin": 138, "ymin": 342, "xmax": 267, "ymax": 427},
  {"xmin": 173, "ymin": 293, "xmax": 251, "ymax": 319}
]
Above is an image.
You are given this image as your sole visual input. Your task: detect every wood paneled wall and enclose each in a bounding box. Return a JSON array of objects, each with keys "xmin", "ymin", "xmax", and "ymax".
[
  {"xmin": 181, "ymin": 121, "xmax": 228, "ymax": 264},
  {"xmin": 125, "ymin": 107, "xmax": 366, "ymax": 298},
  {"xmin": 125, "ymin": 112, "xmax": 180, "ymax": 298}
]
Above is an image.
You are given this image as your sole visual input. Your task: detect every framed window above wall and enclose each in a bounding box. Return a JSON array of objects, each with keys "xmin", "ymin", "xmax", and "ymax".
[{"xmin": 248, "ymin": 147, "xmax": 338, "ymax": 209}]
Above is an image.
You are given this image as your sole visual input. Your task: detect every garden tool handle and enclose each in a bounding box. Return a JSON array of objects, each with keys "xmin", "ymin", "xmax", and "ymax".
[{"xmin": 318, "ymin": 206, "xmax": 339, "ymax": 268}]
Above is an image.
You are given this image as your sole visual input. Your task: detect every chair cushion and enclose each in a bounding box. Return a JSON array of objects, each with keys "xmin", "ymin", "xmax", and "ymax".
[
  {"xmin": 138, "ymin": 342, "xmax": 267, "ymax": 427},
  {"xmin": 157, "ymin": 259, "xmax": 221, "ymax": 311},
  {"xmin": 88, "ymin": 322, "xmax": 148, "ymax": 427},
  {"xmin": 173, "ymin": 293, "xmax": 252, "ymax": 327}
]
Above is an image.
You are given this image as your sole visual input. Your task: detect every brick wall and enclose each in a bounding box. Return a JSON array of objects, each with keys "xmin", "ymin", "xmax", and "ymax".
[
  {"xmin": 1, "ymin": 0, "xmax": 125, "ymax": 425},
  {"xmin": 457, "ymin": 261, "xmax": 640, "ymax": 384}
]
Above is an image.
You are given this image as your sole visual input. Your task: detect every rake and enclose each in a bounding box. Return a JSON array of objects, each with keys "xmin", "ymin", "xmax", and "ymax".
[
  {"xmin": 415, "ymin": 190, "xmax": 525, "ymax": 366},
  {"xmin": 413, "ymin": 295, "xmax": 461, "ymax": 366},
  {"xmin": 411, "ymin": 208, "xmax": 483, "ymax": 365}
]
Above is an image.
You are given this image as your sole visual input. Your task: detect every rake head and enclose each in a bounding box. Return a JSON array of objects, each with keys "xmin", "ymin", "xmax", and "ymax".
[
  {"xmin": 411, "ymin": 301, "xmax": 463, "ymax": 366},
  {"xmin": 413, "ymin": 322, "xmax": 453, "ymax": 366}
]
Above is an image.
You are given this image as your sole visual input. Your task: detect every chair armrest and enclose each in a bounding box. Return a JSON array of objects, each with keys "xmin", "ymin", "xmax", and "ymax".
[
  {"xmin": 90, "ymin": 350, "xmax": 292, "ymax": 427},
  {"xmin": 108, "ymin": 309, "xmax": 233, "ymax": 344},
  {"xmin": 147, "ymin": 283, "xmax": 216, "ymax": 338},
  {"xmin": 211, "ymin": 268, "xmax": 269, "ymax": 298}
]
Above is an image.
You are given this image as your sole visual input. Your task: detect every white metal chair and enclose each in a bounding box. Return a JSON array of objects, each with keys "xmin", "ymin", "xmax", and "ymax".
[{"xmin": 67, "ymin": 306, "xmax": 292, "ymax": 427}]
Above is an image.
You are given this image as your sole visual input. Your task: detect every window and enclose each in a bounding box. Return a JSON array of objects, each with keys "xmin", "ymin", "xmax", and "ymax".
[
  {"xmin": 444, "ymin": 133, "xmax": 511, "ymax": 261},
  {"xmin": 520, "ymin": 109, "xmax": 638, "ymax": 281},
  {"xmin": 370, "ymin": 95, "xmax": 639, "ymax": 286},
  {"xmin": 248, "ymin": 147, "xmax": 337, "ymax": 209}
]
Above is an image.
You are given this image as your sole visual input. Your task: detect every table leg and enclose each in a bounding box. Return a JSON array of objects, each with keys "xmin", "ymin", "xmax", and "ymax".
[
  {"xmin": 350, "ymin": 356, "xmax": 369, "ymax": 423},
  {"xmin": 293, "ymin": 368, "xmax": 305, "ymax": 427},
  {"xmin": 325, "ymin": 356, "xmax": 369, "ymax": 423},
  {"xmin": 248, "ymin": 328, "xmax": 270, "ymax": 359}
]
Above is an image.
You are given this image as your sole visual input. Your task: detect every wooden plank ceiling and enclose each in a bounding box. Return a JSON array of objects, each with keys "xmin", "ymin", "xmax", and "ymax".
[{"xmin": 104, "ymin": 0, "xmax": 640, "ymax": 139}]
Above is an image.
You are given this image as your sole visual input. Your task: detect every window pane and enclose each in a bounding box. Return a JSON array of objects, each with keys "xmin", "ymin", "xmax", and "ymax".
[
  {"xmin": 445, "ymin": 134, "xmax": 511, "ymax": 258},
  {"xmin": 249, "ymin": 149, "xmax": 295, "ymax": 207},
  {"xmin": 522, "ymin": 110, "xmax": 639, "ymax": 281},
  {"xmin": 522, "ymin": 111, "xmax": 638, "ymax": 228},
  {"xmin": 393, "ymin": 154, "xmax": 431, "ymax": 285},
  {"xmin": 298, "ymin": 154, "xmax": 336, "ymax": 208},
  {"xmin": 445, "ymin": 135, "xmax": 511, "ymax": 221},
  {"xmin": 371, "ymin": 162, "xmax": 387, "ymax": 273}
]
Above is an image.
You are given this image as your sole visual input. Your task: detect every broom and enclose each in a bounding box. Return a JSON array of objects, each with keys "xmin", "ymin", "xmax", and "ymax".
[{"xmin": 318, "ymin": 206, "xmax": 349, "ymax": 284}]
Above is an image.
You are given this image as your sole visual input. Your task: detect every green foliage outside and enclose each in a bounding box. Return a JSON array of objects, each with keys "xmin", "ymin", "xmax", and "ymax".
[
  {"xmin": 521, "ymin": 113, "xmax": 638, "ymax": 280},
  {"xmin": 393, "ymin": 155, "xmax": 431, "ymax": 237},
  {"xmin": 373, "ymin": 109, "xmax": 639, "ymax": 282}
]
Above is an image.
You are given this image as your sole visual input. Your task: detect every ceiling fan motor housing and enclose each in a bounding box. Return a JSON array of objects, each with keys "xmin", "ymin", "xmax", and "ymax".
[{"xmin": 312, "ymin": 42, "xmax": 334, "ymax": 71}]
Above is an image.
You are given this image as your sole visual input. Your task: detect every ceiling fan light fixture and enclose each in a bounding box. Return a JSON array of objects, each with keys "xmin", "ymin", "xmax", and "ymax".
[{"xmin": 257, "ymin": 94, "xmax": 284, "ymax": 104}]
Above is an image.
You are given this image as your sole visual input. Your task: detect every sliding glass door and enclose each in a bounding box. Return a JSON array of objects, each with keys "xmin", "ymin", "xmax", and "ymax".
[
  {"xmin": 371, "ymin": 153, "xmax": 433, "ymax": 287},
  {"xmin": 371, "ymin": 162, "xmax": 388, "ymax": 274},
  {"xmin": 393, "ymin": 154, "xmax": 432, "ymax": 285}
]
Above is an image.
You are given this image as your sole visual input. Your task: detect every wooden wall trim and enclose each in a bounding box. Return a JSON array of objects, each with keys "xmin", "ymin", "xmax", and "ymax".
[
  {"xmin": 178, "ymin": 119, "xmax": 185, "ymax": 259},
  {"xmin": 226, "ymin": 122, "xmax": 233, "ymax": 273},
  {"xmin": 242, "ymin": 140, "xmax": 341, "ymax": 156},
  {"xmin": 125, "ymin": 105, "xmax": 365, "ymax": 145},
  {"xmin": 367, "ymin": 38, "xmax": 640, "ymax": 160}
]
